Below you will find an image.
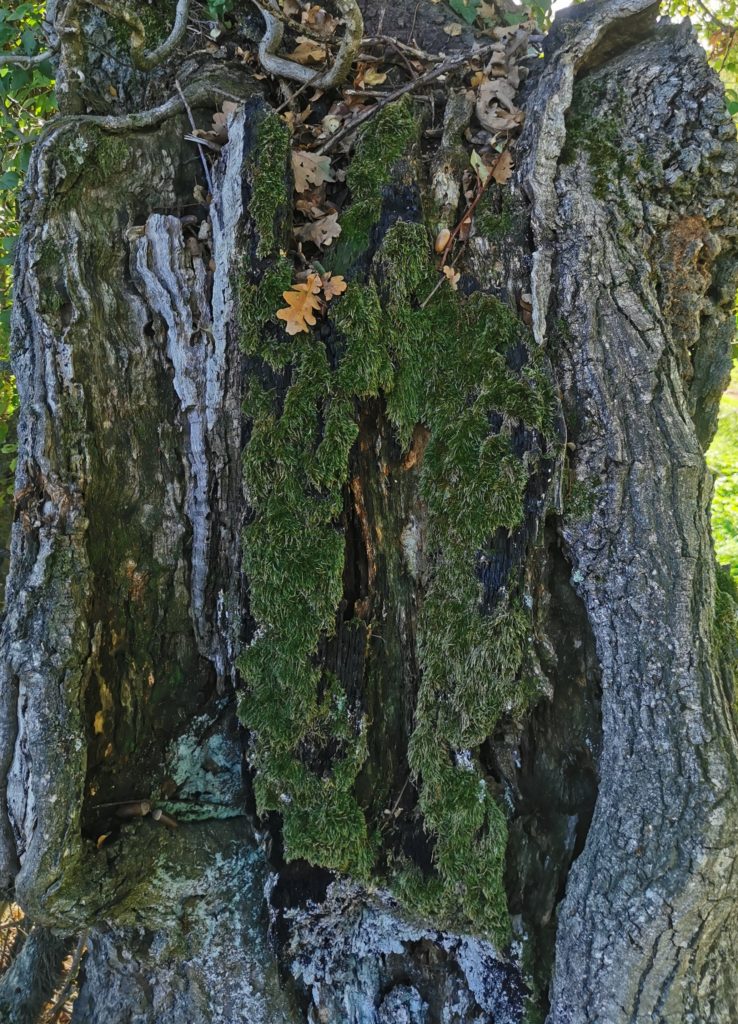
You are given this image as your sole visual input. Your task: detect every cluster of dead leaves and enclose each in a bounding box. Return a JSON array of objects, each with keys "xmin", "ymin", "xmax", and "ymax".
[
  {"xmin": 470, "ymin": 25, "xmax": 529, "ymax": 140},
  {"xmin": 290, "ymin": 148, "xmax": 343, "ymax": 249},
  {"xmin": 281, "ymin": 0, "xmax": 341, "ymax": 66},
  {"xmin": 276, "ymin": 271, "xmax": 347, "ymax": 334}
]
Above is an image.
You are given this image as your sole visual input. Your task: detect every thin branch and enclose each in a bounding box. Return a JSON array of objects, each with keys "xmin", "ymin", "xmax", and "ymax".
[
  {"xmin": 692, "ymin": 0, "xmax": 732, "ymax": 31},
  {"xmin": 256, "ymin": 0, "xmax": 363, "ymax": 88},
  {"xmin": 317, "ymin": 41, "xmax": 499, "ymax": 155},
  {"xmin": 176, "ymin": 78, "xmax": 214, "ymax": 195},
  {"xmin": 46, "ymin": 930, "xmax": 88, "ymax": 1024},
  {"xmin": 52, "ymin": 76, "xmax": 232, "ymax": 133},
  {"xmin": 0, "ymin": 49, "xmax": 53, "ymax": 69},
  {"xmin": 361, "ymin": 36, "xmax": 442, "ymax": 63}
]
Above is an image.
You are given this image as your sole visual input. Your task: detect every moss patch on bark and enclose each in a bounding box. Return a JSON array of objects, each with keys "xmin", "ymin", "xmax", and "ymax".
[{"xmin": 237, "ymin": 103, "xmax": 556, "ymax": 940}]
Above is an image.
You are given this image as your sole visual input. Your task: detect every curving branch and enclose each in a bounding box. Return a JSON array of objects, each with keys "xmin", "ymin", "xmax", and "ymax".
[
  {"xmin": 81, "ymin": 0, "xmax": 191, "ymax": 71},
  {"xmin": 255, "ymin": 0, "xmax": 363, "ymax": 88},
  {"xmin": 0, "ymin": 49, "xmax": 53, "ymax": 69}
]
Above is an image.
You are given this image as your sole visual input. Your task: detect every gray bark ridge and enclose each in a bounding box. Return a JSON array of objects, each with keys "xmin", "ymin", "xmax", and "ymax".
[
  {"xmin": 0, "ymin": 95, "xmax": 300, "ymax": 1021},
  {"xmin": 519, "ymin": 4, "xmax": 738, "ymax": 1021}
]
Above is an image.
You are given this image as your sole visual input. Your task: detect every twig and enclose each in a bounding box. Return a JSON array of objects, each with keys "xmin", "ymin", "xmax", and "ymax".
[
  {"xmin": 0, "ymin": 49, "xmax": 53, "ymax": 69},
  {"xmin": 719, "ymin": 27, "xmax": 737, "ymax": 71},
  {"xmin": 361, "ymin": 36, "xmax": 442, "ymax": 63},
  {"xmin": 273, "ymin": 72, "xmax": 321, "ymax": 114},
  {"xmin": 317, "ymin": 41, "xmax": 499, "ymax": 155},
  {"xmin": 47, "ymin": 930, "xmax": 88, "ymax": 1024},
  {"xmin": 693, "ymin": 0, "xmax": 732, "ymax": 31},
  {"xmin": 420, "ymin": 160, "xmax": 501, "ymax": 309},
  {"xmin": 176, "ymin": 78, "xmax": 214, "ymax": 195}
]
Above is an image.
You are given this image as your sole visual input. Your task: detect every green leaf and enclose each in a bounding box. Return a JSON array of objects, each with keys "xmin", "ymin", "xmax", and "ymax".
[{"xmin": 447, "ymin": 0, "xmax": 480, "ymax": 25}]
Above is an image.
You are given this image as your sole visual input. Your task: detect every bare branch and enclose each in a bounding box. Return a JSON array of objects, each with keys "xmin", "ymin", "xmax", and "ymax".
[
  {"xmin": 317, "ymin": 41, "xmax": 500, "ymax": 155},
  {"xmin": 256, "ymin": 0, "xmax": 363, "ymax": 88},
  {"xmin": 0, "ymin": 49, "xmax": 53, "ymax": 69},
  {"xmin": 692, "ymin": 0, "xmax": 732, "ymax": 31}
]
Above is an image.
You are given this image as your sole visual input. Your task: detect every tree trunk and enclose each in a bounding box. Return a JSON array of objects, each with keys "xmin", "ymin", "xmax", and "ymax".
[{"xmin": 2, "ymin": 1, "xmax": 737, "ymax": 1021}]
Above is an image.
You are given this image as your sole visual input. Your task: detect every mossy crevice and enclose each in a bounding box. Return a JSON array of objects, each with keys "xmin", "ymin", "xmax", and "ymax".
[
  {"xmin": 329, "ymin": 98, "xmax": 421, "ymax": 271},
  {"xmin": 251, "ymin": 112, "xmax": 292, "ymax": 259},
  {"xmin": 238, "ymin": 104, "xmax": 557, "ymax": 939}
]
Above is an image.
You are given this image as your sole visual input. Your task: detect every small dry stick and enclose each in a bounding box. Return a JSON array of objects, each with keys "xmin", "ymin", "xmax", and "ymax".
[
  {"xmin": 274, "ymin": 70, "xmax": 323, "ymax": 114},
  {"xmin": 420, "ymin": 157, "xmax": 502, "ymax": 309},
  {"xmin": 176, "ymin": 78, "xmax": 214, "ymax": 195},
  {"xmin": 317, "ymin": 40, "xmax": 500, "ymax": 155},
  {"xmin": 47, "ymin": 930, "xmax": 89, "ymax": 1024}
]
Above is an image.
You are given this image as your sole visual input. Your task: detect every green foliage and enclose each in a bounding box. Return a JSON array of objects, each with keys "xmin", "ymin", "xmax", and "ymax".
[
  {"xmin": 708, "ymin": 361, "xmax": 738, "ymax": 582},
  {"xmin": 0, "ymin": 3, "xmax": 55, "ymax": 520},
  {"xmin": 206, "ymin": 0, "xmax": 234, "ymax": 21},
  {"xmin": 447, "ymin": 0, "xmax": 481, "ymax": 24}
]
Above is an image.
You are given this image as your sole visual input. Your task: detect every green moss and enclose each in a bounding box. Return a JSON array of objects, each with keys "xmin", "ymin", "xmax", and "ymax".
[
  {"xmin": 238, "ymin": 205, "xmax": 555, "ymax": 937},
  {"xmin": 561, "ymin": 79, "xmax": 627, "ymax": 199},
  {"xmin": 251, "ymin": 113, "xmax": 291, "ymax": 259},
  {"xmin": 475, "ymin": 191, "xmax": 513, "ymax": 240},
  {"xmin": 331, "ymin": 99, "xmax": 420, "ymax": 269},
  {"xmin": 565, "ymin": 476, "xmax": 597, "ymax": 522}
]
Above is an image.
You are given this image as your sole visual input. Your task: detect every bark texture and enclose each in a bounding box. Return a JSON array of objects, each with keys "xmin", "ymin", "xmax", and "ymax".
[{"xmin": 0, "ymin": 0, "xmax": 736, "ymax": 1021}]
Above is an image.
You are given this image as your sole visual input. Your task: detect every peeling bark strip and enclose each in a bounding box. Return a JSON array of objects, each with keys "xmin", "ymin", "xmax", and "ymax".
[
  {"xmin": 0, "ymin": 100, "xmax": 298, "ymax": 1019},
  {"xmin": 0, "ymin": 0, "xmax": 736, "ymax": 1020}
]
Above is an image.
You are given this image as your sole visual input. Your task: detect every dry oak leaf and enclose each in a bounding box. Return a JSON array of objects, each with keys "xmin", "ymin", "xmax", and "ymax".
[
  {"xmin": 354, "ymin": 62, "xmax": 388, "ymax": 88},
  {"xmin": 492, "ymin": 149, "xmax": 513, "ymax": 184},
  {"xmin": 288, "ymin": 36, "xmax": 327, "ymax": 64},
  {"xmin": 302, "ymin": 3, "xmax": 339, "ymax": 36},
  {"xmin": 292, "ymin": 149, "xmax": 336, "ymax": 192},
  {"xmin": 276, "ymin": 274, "xmax": 322, "ymax": 334},
  {"xmin": 295, "ymin": 211, "xmax": 342, "ymax": 248},
  {"xmin": 321, "ymin": 273, "xmax": 347, "ymax": 300}
]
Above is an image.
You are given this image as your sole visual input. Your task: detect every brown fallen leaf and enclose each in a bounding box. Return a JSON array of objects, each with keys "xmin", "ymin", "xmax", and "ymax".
[
  {"xmin": 321, "ymin": 273, "xmax": 347, "ymax": 300},
  {"xmin": 444, "ymin": 22, "xmax": 463, "ymax": 36},
  {"xmin": 492, "ymin": 149, "xmax": 513, "ymax": 184},
  {"xmin": 295, "ymin": 212, "xmax": 342, "ymax": 248},
  {"xmin": 288, "ymin": 36, "xmax": 327, "ymax": 64},
  {"xmin": 476, "ymin": 77, "xmax": 519, "ymax": 131},
  {"xmin": 295, "ymin": 196, "xmax": 328, "ymax": 220},
  {"xmin": 354, "ymin": 62, "xmax": 388, "ymax": 89},
  {"xmin": 302, "ymin": 3, "xmax": 339, "ymax": 36},
  {"xmin": 276, "ymin": 274, "xmax": 322, "ymax": 334},
  {"xmin": 292, "ymin": 149, "xmax": 335, "ymax": 193}
]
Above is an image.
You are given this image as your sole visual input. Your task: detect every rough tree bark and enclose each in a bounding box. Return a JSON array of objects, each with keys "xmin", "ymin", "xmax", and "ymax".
[{"xmin": 1, "ymin": 0, "xmax": 737, "ymax": 1021}]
